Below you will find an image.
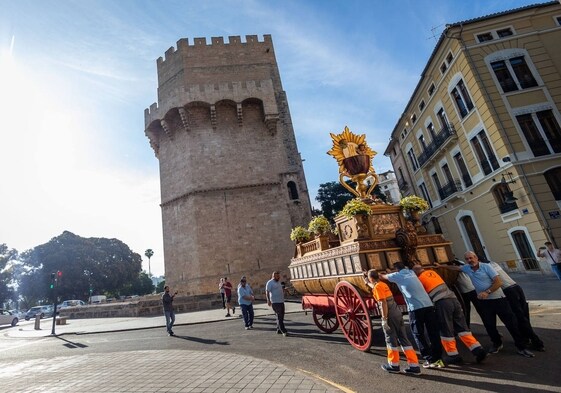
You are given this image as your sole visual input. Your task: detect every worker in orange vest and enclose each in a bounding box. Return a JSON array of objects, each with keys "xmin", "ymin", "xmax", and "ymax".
[
  {"xmin": 363, "ymin": 269, "xmax": 421, "ymax": 375},
  {"xmin": 412, "ymin": 265, "xmax": 487, "ymax": 364}
]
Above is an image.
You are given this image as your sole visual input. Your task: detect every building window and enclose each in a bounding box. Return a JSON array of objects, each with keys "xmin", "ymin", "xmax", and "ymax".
[
  {"xmin": 431, "ymin": 217, "xmax": 442, "ymax": 234},
  {"xmin": 470, "ymin": 130, "xmax": 499, "ymax": 175},
  {"xmin": 556, "ymin": 16, "xmax": 561, "ymax": 26},
  {"xmin": 454, "ymin": 152, "xmax": 472, "ymax": 187},
  {"xmin": 426, "ymin": 122, "xmax": 436, "ymax": 139},
  {"xmin": 497, "ymin": 28, "xmax": 513, "ymax": 38},
  {"xmin": 418, "ymin": 134, "xmax": 427, "ymax": 151},
  {"xmin": 419, "ymin": 182, "xmax": 433, "ymax": 208},
  {"xmin": 544, "ymin": 167, "xmax": 561, "ymax": 200},
  {"xmin": 428, "ymin": 83, "xmax": 435, "ymax": 96},
  {"xmin": 451, "ymin": 79, "xmax": 474, "ymax": 118},
  {"xmin": 431, "ymin": 173, "xmax": 442, "ymax": 195},
  {"xmin": 440, "ymin": 62, "xmax": 447, "ymax": 74},
  {"xmin": 437, "ymin": 108, "xmax": 449, "ymax": 129},
  {"xmin": 287, "ymin": 181, "xmax": 299, "ymax": 200},
  {"xmin": 441, "ymin": 163, "xmax": 454, "ymax": 184},
  {"xmin": 493, "ymin": 183, "xmax": 518, "ymax": 214},
  {"xmin": 407, "ymin": 148, "xmax": 419, "ymax": 171},
  {"xmin": 419, "ymin": 100, "xmax": 425, "ymax": 112},
  {"xmin": 491, "ymin": 56, "xmax": 537, "ymax": 93},
  {"xmin": 516, "ymin": 110, "xmax": 561, "ymax": 156},
  {"xmin": 446, "ymin": 52, "xmax": 453, "ymax": 65},
  {"xmin": 477, "ymin": 32, "xmax": 493, "ymax": 42},
  {"xmin": 411, "ymin": 113, "xmax": 417, "ymax": 124}
]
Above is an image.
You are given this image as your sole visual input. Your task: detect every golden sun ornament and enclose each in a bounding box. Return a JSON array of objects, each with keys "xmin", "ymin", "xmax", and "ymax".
[{"xmin": 327, "ymin": 126, "xmax": 379, "ymax": 199}]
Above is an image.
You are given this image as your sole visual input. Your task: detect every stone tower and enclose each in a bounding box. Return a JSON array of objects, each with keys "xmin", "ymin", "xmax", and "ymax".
[{"xmin": 144, "ymin": 35, "xmax": 312, "ymax": 295}]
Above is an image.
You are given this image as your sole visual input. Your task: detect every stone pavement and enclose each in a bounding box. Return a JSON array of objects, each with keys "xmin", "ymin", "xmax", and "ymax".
[
  {"xmin": 2, "ymin": 272, "xmax": 559, "ymax": 393},
  {"xmin": 3, "ymin": 301, "xmax": 345, "ymax": 393}
]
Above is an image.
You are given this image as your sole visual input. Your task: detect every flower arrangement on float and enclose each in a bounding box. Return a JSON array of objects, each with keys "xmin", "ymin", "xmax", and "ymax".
[
  {"xmin": 399, "ymin": 195, "xmax": 429, "ymax": 212},
  {"xmin": 308, "ymin": 215, "xmax": 331, "ymax": 236},
  {"xmin": 341, "ymin": 198, "xmax": 372, "ymax": 219},
  {"xmin": 290, "ymin": 226, "xmax": 311, "ymax": 243}
]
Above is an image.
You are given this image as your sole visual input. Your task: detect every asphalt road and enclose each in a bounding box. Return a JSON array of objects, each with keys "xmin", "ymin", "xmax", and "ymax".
[{"xmin": 2, "ymin": 308, "xmax": 560, "ymax": 393}]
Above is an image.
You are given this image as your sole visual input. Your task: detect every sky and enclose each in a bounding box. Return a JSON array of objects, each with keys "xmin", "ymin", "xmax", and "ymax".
[{"xmin": 0, "ymin": 0, "xmax": 543, "ymax": 277}]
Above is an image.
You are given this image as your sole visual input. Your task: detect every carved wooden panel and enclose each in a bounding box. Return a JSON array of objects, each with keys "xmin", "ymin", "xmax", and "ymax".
[
  {"xmin": 385, "ymin": 251, "xmax": 401, "ymax": 269},
  {"xmin": 344, "ymin": 256, "xmax": 353, "ymax": 273},
  {"xmin": 336, "ymin": 258, "xmax": 344, "ymax": 274},
  {"xmin": 329, "ymin": 259, "xmax": 337, "ymax": 275},
  {"xmin": 434, "ymin": 247, "xmax": 448, "ymax": 263},
  {"xmin": 352, "ymin": 254, "xmax": 362, "ymax": 272},
  {"xmin": 291, "ymin": 267, "xmax": 297, "ymax": 279},
  {"xmin": 317, "ymin": 262, "xmax": 324, "ymax": 276},
  {"xmin": 416, "ymin": 248, "xmax": 430, "ymax": 265},
  {"xmin": 323, "ymin": 261, "xmax": 330, "ymax": 276},
  {"xmin": 369, "ymin": 213, "xmax": 401, "ymax": 236},
  {"xmin": 367, "ymin": 253, "xmax": 383, "ymax": 270},
  {"xmin": 306, "ymin": 264, "xmax": 312, "ymax": 277},
  {"xmin": 312, "ymin": 263, "xmax": 318, "ymax": 277}
]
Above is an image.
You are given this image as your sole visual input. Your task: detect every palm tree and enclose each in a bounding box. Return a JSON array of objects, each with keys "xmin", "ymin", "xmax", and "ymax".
[{"xmin": 144, "ymin": 249, "xmax": 154, "ymax": 277}]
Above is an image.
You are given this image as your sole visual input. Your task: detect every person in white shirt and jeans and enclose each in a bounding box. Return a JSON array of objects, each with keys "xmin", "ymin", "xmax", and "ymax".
[
  {"xmin": 266, "ymin": 271, "xmax": 287, "ymax": 336},
  {"xmin": 537, "ymin": 242, "xmax": 561, "ymax": 281}
]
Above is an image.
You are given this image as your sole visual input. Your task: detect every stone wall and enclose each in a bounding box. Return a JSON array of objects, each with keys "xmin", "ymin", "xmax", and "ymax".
[{"xmin": 144, "ymin": 34, "xmax": 312, "ymax": 296}]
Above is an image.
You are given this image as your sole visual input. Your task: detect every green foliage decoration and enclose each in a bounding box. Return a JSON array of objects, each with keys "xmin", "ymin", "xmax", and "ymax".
[
  {"xmin": 290, "ymin": 226, "xmax": 311, "ymax": 243},
  {"xmin": 341, "ymin": 199, "xmax": 372, "ymax": 219},
  {"xmin": 399, "ymin": 195, "xmax": 430, "ymax": 212},
  {"xmin": 308, "ymin": 215, "xmax": 331, "ymax": 236}
]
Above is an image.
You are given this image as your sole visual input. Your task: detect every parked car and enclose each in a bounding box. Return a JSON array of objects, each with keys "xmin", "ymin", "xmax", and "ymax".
[
  {"xmin": 25, "ymin": 305, "xmax": 54, "ymax": 320},
  {"xmin": 0, "ymin": 309, "xmax": 19, "ymax": 327},
  {"xmin": 8, "ymin": 309, "xmax": 25, "ymax": 319},
  {"xmin": 58, "ymin": 300, "xmax": 86, "ymax": 309}
]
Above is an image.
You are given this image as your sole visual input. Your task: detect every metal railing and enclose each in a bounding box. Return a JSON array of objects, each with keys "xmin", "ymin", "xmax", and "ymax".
[
  {"xmin": 418, "ymin": 123, "xmax": 457, "ymax": 167},
  {"xmin": 437, "ymin": 179, "xmax": 462, "ymax": 200}
]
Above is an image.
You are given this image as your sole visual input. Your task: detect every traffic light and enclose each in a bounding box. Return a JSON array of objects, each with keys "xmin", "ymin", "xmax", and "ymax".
[{"xmin": 50, "ymin": 272, "xmax": 56, "ymax": 289}]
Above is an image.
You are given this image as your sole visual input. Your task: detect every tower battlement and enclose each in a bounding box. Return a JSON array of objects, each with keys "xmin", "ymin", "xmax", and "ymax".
[{"xmin": 157, "ymin": 34, "xmax": 274, "ymax": 67}]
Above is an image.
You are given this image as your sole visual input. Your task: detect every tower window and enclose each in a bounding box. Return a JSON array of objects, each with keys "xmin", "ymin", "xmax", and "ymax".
[{"xmin": 287, "ymin": 181, "xmax": 299, "ymax": 200}]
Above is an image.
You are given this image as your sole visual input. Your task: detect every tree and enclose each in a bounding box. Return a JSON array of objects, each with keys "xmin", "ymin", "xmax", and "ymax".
[
  {"xmin": 156, "ymin": 279, "xmax": 166, "ymax": 293},
  {"xmin": 18, "ymin": 231, "xmax": 142, "ymax": 303},
  {"xmin": 315, "ymin": 181, "xmax": 387, "ymax": 223},
  {"xmin": 121, "ymin": 272, "xmax": 154, "ymax": 296},
  {"xmin": 0, "ymin": 244, "xmax": 17, "ymax": 306},
  {"xmin": 144, "ymin": 249, "xmax": 154, "ymax": 277}
]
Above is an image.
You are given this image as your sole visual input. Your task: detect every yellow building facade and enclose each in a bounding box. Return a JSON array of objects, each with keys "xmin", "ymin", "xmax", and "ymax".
[{"xmin": 385, "ymin": 1, "xmax": 561, "ymax": 273}]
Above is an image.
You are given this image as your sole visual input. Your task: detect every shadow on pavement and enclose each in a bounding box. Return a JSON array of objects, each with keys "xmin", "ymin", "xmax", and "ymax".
[
  {"xmin": 55, "ymin": 336, "xmax": 89, "ymax": 349},
  {"xmin": 173, "ymin": 335, "xmax": 229, "ymax": 346}
]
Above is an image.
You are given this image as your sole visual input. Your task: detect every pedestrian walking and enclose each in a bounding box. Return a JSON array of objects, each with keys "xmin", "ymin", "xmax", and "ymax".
[
  {"xmin": 219, "ymin": 278, "xmax": 226, "ymax": 309},
  {"xmin": 537, "ymin": 242, "xmax": 561, "ymax": 281},
  {"xmin": 364, "ymin": 269, "xmax": 421, "ymax": 375},
  {"xmin": 485, "ymin": 260, "xmax": 545, "ymax": 351},
  {"xmin": 266, "ymin": 271, "xmax": 287, "ymax": 336},
  {"xmin": 413, "ymin": 265, "xmax": 487, "ymax": 365},
  {"xmin": 238, "ymin": 276, "xmax": 255, "ymax": 330},
  {"xmin": 380, "ymin": 262, "xmax": 444, "ymax": 368},
  {"xmin": 223, "ymin": 277, "xmax": 235, "ymax": 317},
  {"xmin": 458, "ymin": 251, "xmax": 534, "ymax": 357},
  {"xmin": 162, "ymin": 285, "xmax": 177, "ymax": 336}
]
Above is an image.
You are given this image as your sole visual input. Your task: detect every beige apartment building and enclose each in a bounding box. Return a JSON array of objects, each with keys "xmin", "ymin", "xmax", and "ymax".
[{"xmin": 385, "ymin": 1, "xmax": 561, "ymax": 273}]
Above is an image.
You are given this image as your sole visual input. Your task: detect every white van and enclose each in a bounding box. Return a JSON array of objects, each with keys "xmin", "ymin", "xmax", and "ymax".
[{"xmin": 89, "ymin": 295, "xmax": 107, "ymax": 304}]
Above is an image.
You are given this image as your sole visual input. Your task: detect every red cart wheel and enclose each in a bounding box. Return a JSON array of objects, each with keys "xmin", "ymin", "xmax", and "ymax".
[
  {"xmin": 312, "ymin": 309, "xmax": 339, "ymax": 333},
  {"xmin": 334, "ymin": 281, "xmax": 372, "ymax": 351}
]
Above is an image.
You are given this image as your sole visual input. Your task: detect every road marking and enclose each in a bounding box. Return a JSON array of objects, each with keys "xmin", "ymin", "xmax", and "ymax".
[{"xmin": 297, "ymin": 368, "xmax": 356, "ymax": 393}]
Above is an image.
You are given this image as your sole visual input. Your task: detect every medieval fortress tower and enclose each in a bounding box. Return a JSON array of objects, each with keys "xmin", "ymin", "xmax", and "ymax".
[{"xmin": 144, "ymin": 35, "xmax": 312, "ymax": 295}]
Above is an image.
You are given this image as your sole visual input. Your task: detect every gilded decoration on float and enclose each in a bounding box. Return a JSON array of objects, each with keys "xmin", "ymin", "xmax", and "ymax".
[{"xmin": 327, "ymin": 126, "xmax": 379, "ymax": 199}]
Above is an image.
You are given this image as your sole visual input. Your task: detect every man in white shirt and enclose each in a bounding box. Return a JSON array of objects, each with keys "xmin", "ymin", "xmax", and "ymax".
[
  {"xmin": 537, "ymin": 242, "xmax": 561, "ymax": 281},
  {"xmin": 266, "ymin": 271, "xmax": 287, "ymax": 336}
]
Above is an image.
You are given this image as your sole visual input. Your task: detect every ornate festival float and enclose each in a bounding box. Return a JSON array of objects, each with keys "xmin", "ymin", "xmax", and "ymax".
[{"xmin": 288, "ymin": 127, "xmax": 458, "ymax": 351}]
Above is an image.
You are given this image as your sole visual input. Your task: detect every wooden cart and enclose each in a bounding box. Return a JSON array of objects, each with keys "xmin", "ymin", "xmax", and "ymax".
[{"xmin": 288, "ymin": 203, "xmax": 458, "ymax": 351}]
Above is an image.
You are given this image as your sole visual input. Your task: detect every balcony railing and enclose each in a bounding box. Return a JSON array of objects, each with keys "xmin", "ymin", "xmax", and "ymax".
[
  {"xmin": 437, "ymin": 179, "xmax": 462, "ymax": 200},
  {"xmin": 418, "ymin": 123, "xmax": 457, "ymax": 167},
  {"xmin": 498, "ymin": 201, "xmax": 518, "ymax": 214}
]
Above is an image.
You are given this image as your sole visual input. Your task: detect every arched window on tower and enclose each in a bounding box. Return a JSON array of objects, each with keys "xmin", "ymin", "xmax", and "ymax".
[{"xmin": 287, "ymin": 181, "xmax": 299, "ymax": 200}]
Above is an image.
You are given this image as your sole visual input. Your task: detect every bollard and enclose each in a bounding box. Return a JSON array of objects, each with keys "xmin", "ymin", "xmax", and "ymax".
[{"xmin": 34, "ymin": 314, "xmax": 41, "ymax": 330}]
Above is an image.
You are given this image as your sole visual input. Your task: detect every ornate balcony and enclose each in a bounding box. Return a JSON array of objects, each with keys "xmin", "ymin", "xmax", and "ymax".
[
  {"xmin": 437, "ymin": 179, "xmax": 462, "ymax": 200},
  {"xmin": 418, "ymin": 124, "xmax": 457, "ymax": 168}
]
